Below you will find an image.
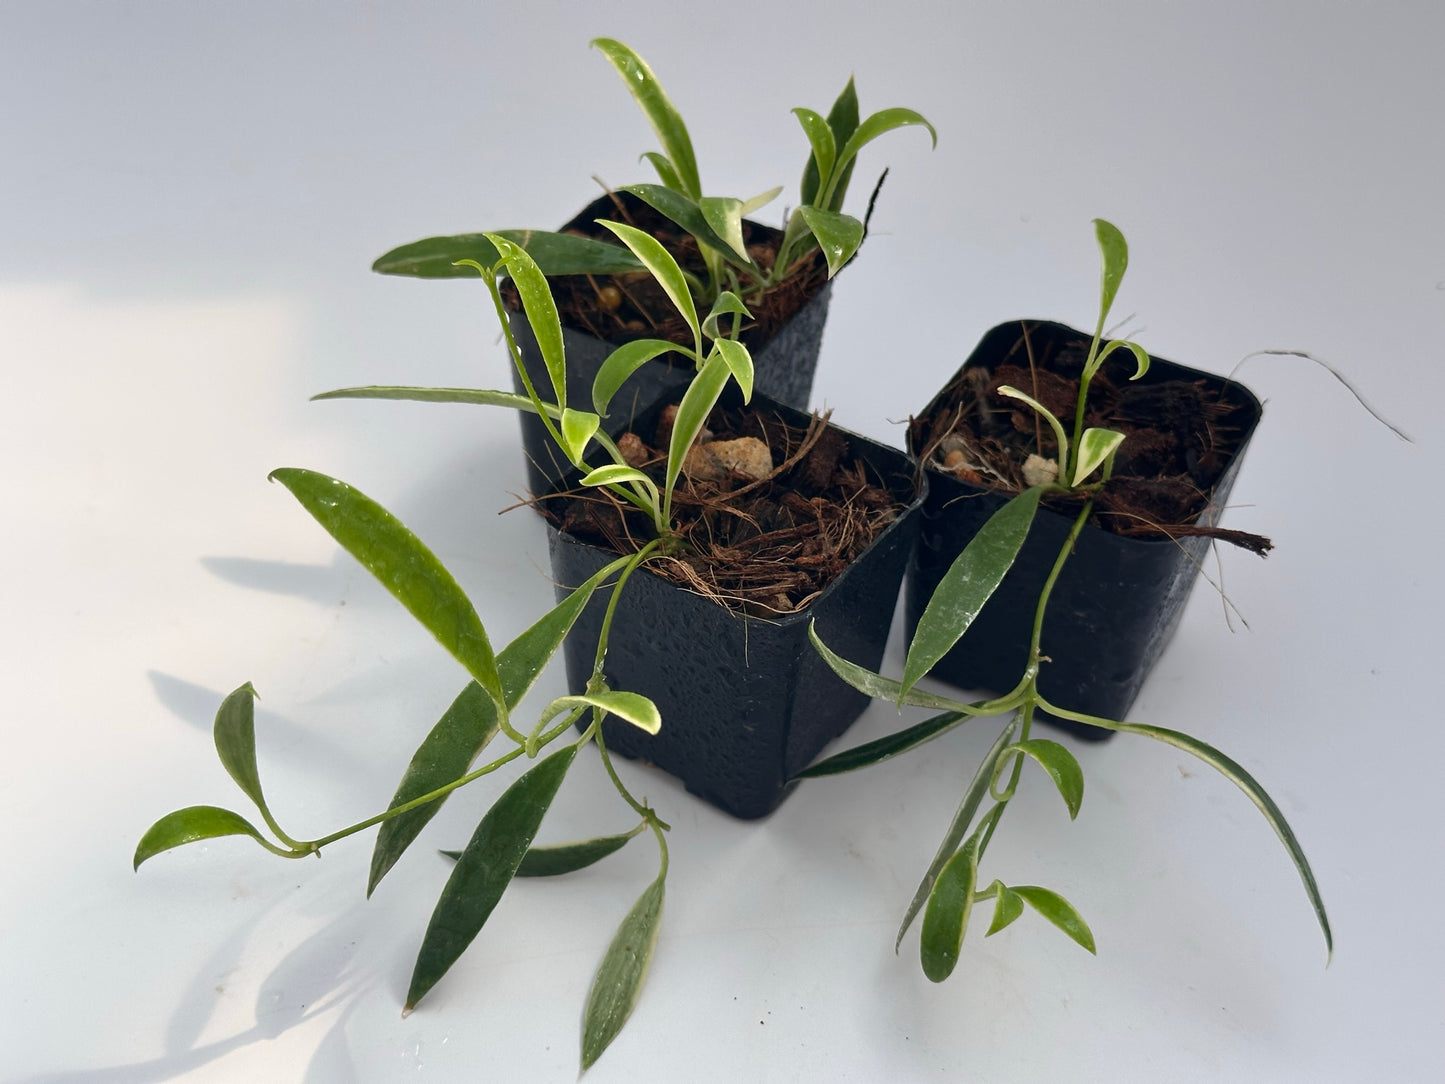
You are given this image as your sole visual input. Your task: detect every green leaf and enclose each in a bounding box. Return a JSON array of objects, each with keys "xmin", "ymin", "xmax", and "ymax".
[
  {"xmin": 371, "ymin": 230, "xmax": 643, "ymax": 279},
  {"xmin": 996, "ymin": 386, "xmax": 1070, "ymax": 465},
  {"xmin": 212, "ymin": 683, "xmax": 267, "ymax": 812},
  {"xmin": 1093, "ymin": 218, "xmax": 1129, "ymax": 326},
  {"xmin": 368, "ymin": 683, "xmax": 501, "ymax": 896},
  {"xmin": 487, "ymin": 233, "xmax": 567, "ymax": 410},
  {"xmin": 133, "ymin": 806, "xmax": 273, "ymax": 870},
  {"xmin": 580, "ymin": 464, "xmax": 659, "ymax": 495},
  {"xmin": 1094, "ymin": 337, "xmax": 1151, "ymax": 381},
  {"xmin": 712, "ymin": 339, "xmax": 754, "ymax": 404},
  {"xmin": 698, "ymin": 196, "xmax": 751, "ymax": 264},
  {"xmin": 406, "ymin": 744, "xmax": 579, "ymax": 1011},
  {"xmin": 1008, "ymin": 739, "xmax": 1084, "ymax": 819},
  {"xmin": 792, "ymin": 107, "xmax": 837, "ymax": 197},
  {"xmin": 920, "ymin": 835, "xmax": 980, "ymax": 982},
  {"xmin": 795, "ymin": 710, "xmax": 969, "ymax": 778},
  {"xmin": 831, "ymin": 106, "xmax": 937, "ymax": 209},
  {"xmin": 1072, "ymin": 427, "xmax": 1125, "ymax": 487},
  {"xmin": 901, "ymin": 487, "xmax": 1043, "ymax": 700},
  {"xmin": 593, "ymin": 340, "xmax": 687, "ymax": 417},
  {"xmin": 581, "ymin": 873, "xmax": 666, "ymax": 1070},
  {"xmin": 368, "ymin": 556, "xmax": 630, "ymax": 895},
  {"xmin": 618, "ymin": 183, "xmax": 751, "ymax": 272},
  {"xmin": 1012, "ymin": 885, "xmax": 1096, "ymax": 953},
  {"xmin": 639, "ymin": 150, "xmax": 685, "ymax": 193},
  {"xmin": 1043, "ymin": 703, "xmax": 1332, "ymax": 960},
  {"xmin": 597, "ymin": 218, "xmax": 701, "ymax": 354},
  {"xmin": 592, "ymin": 38, "xmax": 700, "ymax": 199},
  {"xmin": 442, "ymin": 827, "xmax": 642, "ymax": 877},
  {"xmin": 802, "ymin": 76, "xmax": 859, "ymax": 208},
  {"xmin": 540, "ymin": 692, "xmax": 662, "ymax": 737},
  {"xmin": 808, "ymin": 622, "xmax": 982, "ymax": 712},
  {"xmin": 985, "ymin": 882, "xmax": 1025, "ymax": 936},
  {"xmin": 560, "ymin": 407, "xmax": 601, "ymax": 465},
  {"xmin": 665, "ymin": 352, "xmax": 732, "ymax": 516},
  {"xmin": 797, "ymin": 206, "xmax": 865, "ymax": 279},
  {"xmin": 700, "ymin": 291, "xmax": 752, "ymax": 344},
  {"xmin": 897, "ymin": 720, "xmax": 1018, "ymax": 949},
  {"xmin": 739, "ymin": 185, "xmax": 783, "ymax": 216},
  {"xmin": 268, "ymin": 468, "xmax": 503, "ymax": 709},
  {"xmin": 313, "ymin": 385, "xmax": 553, "ymax": 417}
]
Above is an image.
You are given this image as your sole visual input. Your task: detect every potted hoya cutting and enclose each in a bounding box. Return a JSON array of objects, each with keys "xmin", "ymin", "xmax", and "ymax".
[
  {"xmin": 135, "ymin": 224, "xmax": 923, "ymax": 1070},
  {"xmin": 370, "ymin": 38, "xmax": 935, "ymax": 492},
  {"xmin": 800, "ymin": 219, "xmax": 1333, "ymax": 981}
]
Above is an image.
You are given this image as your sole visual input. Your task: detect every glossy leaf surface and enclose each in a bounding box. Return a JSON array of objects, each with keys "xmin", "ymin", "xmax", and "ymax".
[
  {"xmin": 920, "ymin": 836, "xmax": 980, "ymax": 982},
  {"xmin": 639, "ymin": 150, "xmax": 684, "ymax": 193},
  {"xmin": 134, "ymin": 806, "xmax": 272, "ymax": 869},
  {"xmin": 581, "ymin": 874, "xmax": 665, "ymax": 1070},
  {"xmin": 212, "ymin": 683, "xmax": 266, "ymax": 812},
  {"xmin": 901, "ymin": 487, "xmax": 1042, "ymax": 699},
  {"xmin": 997, "ymin": 386, "xmax": 1069, "ymax": 464},
  {"xmin": 406, "ymin": 744, "xmax": 579, "ymax": 1010},
  {"xmin": 593, "ymin": 340, "xmax": 686, "ymax": 417},
  {"xmin": 792, "ymin": 107, "xmax": 837, "ymax": 193},
  {"xmin": 618, "ymin": 184, "xmax": 746, "ymax": 270},
  {"xmin": 1013, "ymin": 885, "xmax": 1096, "ymax": 953},
  {"xmin": 371, "ymin": 230, "xmax": 643, "ymax": 279},
  {"xmin": 836, "ymin": 107, "xmax": 937, "ymax": 173},
  {"xmin": 665, "ymin": 352, "xmax": 732, "ymax": 512},
  {"xmin": 443, "ymin": 826, "xmax": 641, "ymax": 878},
  {"xmin": 312, "ymin": 385, "xmax": 552, "ymax": 417},
  {"xmin": 985, "ymin": 882, "xmax": 1025, "ymax": 936},
  {"xmin": 1093, "ymin": 218, "xmax": 1129, "ymax": 324},
  {"xmin": 802, "ymin": 76, "xmax": 859, "ymax": 208},
  {"xmin": 560, "ymin": 408, "xmax": 601, "ymax": 465},
  {"xmin": 713, "ymin": 339, "xmax": 754, "ymax": 403},
  {"xmin": 543, "ymin": 691, "xmax": 662, "ymax": 736},
  {"xmin": 898, "ymin": 722, "xmax": 1017, "ymax": 948},
  {"xmin": 698, "ymin": 196, "xmax": 750, "ymax": 264},
  {"xmin": 701, "ymin": 291, "xmax": 751, "ymax": 343},
  {"xmin": 808, "ymin": 622, "xmax": 980, "ymax": 712},
  {"xmin": 1072, "ymin": 427, "xmax": 1125, "ymax": 487},
  {"xmin": 598, "ymin": 218, "xmax": 700, "ymax": 348},
  {"xmin": 1008, "ymin": 739, "xmax": 1084, "ymax": 819},
  {"xmin": 797, "ymin": 206, "xmax": 864, "ymax": 278},
  {"xmin": 795, "ymin": 710, "xmax": 969, "ymax": 778},
  {"xmin": 592, "ymin": 38, "xmax": 700, "ymax": 199},
  {"xmin": 1093, "ymin": 337, "xmax": 1152, "ymax": 381},
  {"xmin": 488, "ymin": 233, "xmax": 567, "ymax": 409},
  {"xmin": 269, "ymin": 469, "xmax": 503, "ymax": 707}
]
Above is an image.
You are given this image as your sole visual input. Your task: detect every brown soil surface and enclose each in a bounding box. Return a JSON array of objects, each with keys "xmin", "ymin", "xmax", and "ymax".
[
  {"xmin": 544, "ymin": 401, "xmax": 911, "ymax": 615},
  {"xmin": 500, "ymin": 190, "xmax": 829, "ymax": 354},
  {"xmin": 909, "ymin": 322, "xmax": 1272, "ymax": 554}
]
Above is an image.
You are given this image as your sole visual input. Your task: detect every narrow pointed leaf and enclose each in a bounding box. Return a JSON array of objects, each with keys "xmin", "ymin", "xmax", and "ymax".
[
  {"xmin": 1094, "ymin": 337, "xmax": 1151, "ymax": 381},
  {"xmin": 792, "ymin": 107, "xmax": 837, "ymax": 195},
  {"xmin": 369, "ymin": 557, "xmax": 629, "ymax": 895},
  {"xmin": 268, "ymin": 469, "xmax": 503, "ymax": 707},
  {"xmin": 581, "ymin": 873, "xmax": 665, "ymax": 1070},
  {"xmin": 593, "ymin": 340, "xmax": 686, "ymax": 417},
  {"xmin": 1008, "ymin": 739, "xmax": 1084, "ymax": 819},
  {"xmin": 802, "ymin": 76, "xmax": 859, "ymax": 208},
  {"xmin": 371, "ymin": 230, "xmax": 643, "ymax": 279},
  {"xmin": 639, "ymin": 151, "xmax": 685, "ymax": 193},
  {"xmin": 898, "ymin": 721, "xmax": 1018, "ymax": 949},
  {"xmin": 580, "ymin": 464, "xmax": 656, "ymax": 489},
  {"xmin": 1012, "ymin": 886, "xmax": 1096, "ymax": 953},
  {"xmin": 997, "ymin": 386, "xmax": 1070, "ymax": 464},
  {"xmin": 560, "ymin": 408, "xmax": 601, "ymax": 465},
  {"xmin": 1093, "ymin": 218, "xmax": 1129, "ymax": 325},
  {"xmin": 1072, "ymin": 428, "xmax": 1126, "ymax": 487},
  {"xmin": 739, "ymin": 185, "xmax": 783, "ymax": 216},
  {"xmin": 797, "ymin": 206, "xmax": 865, "ymax": 278},
  {"xmin": 617, "ymin": 184, "xmax": 749, "ymax": 271},
  {"xmin": 1044, "ymin": 703, "xmax": 1332, "ymax": 959},
  {"xmin": 406, "ymin": 744, "xmax": 578, "ymax": 1010},
  {"xmin": 592, "ymin": 38, "xmax": 700, "ymax": 199},
  {"xmin": 920, "ymin": 836, "xmax": 980, "ymax": 982},
  {"xmin": 487, "ymin": 233, "xmax": 567, "ymax": 409},
  {"xmin": 666, "ymin": 352, "xmax": 733, "ymax": 507},
  {"xmin": 597, "ymin": 218, "xmax": 701, "ymax": 350},
  {"xmin": 808, "ymin": 622, "xmax": 982, "ymax": 712},
  {"xmin": 442, "ymin": 829, "xmax": 641, "ymax": 877},
  {"xmin": 985, "ymin": 883, "xmax": 1026, "ymax": 936},
  {"xmin": 134, "ymin": 806, "xmax": 273, "ymax": 870},
  {"xmin": 539, "ymin": 692, "xmax": 661, "ymax": 736},
  {"xmin": 712, "ymin": 339, "xmax": 754, "ymax": 403},
  {"xmin": 901, "ymin": 487, "xmax": 1042, "ymax": 699},
  {"xmin": 836, "ymin": 107, "xmax": 937, "ymax": 180},
  {"xmin": 698, "ymin": 196, "xmax": 751, "ymax": 264},
  {"xmin": 795, "ymin": 710, "xmax": 969, "ymax": 778},
  {"xmin": 213, "ymin": 683, "xmax": 266, "ymax": 812},
  {"xmin": 313, "ymin": 385, "xmax": 553, "ymax": 418},
  {"xmin": 701, "ymin": 291, "xmax": 752, "ymax": 344}
]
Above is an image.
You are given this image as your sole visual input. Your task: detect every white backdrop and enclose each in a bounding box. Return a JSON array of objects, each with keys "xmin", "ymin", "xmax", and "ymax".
[{"xmin": 3, "ymin": 3, "xmax": 1441, "ymax": 1081}]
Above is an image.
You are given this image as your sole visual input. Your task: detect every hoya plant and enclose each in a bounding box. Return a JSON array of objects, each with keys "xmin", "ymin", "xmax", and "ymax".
[
  {"xmin": 370, "ymin": 38, "xmax": 936, "ymax": 295},
  {"xmin": 803, "ymin": 219, "xmax": 1332, "ymax": 981},
  {"xmin": 134, "ymin": 229, "xmax": 759, "ymax": 1071}
]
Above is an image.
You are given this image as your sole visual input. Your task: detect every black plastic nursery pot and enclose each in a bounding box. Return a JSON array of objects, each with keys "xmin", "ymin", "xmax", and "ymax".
[
  {"xmin": 509, "ymin": 191, "xmax": 834, "ymax": 496},
  {"xmin": 905, "ymin": 320, "xmax": 1263, "ymax": 739},
  {"xmin": 545, "ymin": 395, "xmax": 923, "ymax": 819}
]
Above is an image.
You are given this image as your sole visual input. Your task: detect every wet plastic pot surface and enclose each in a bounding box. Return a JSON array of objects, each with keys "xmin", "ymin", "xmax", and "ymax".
[
  {"xmin": 547, "ymin": 396, "xmax": 923, "ymax": 819},
  {"xmin": 906, "ymin": 320, "xmax": 1263, "ymax": 738}
]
